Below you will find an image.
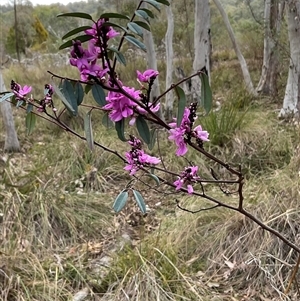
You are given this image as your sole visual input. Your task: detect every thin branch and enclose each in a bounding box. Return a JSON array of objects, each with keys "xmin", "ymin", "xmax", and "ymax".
[
  {"xmin": 285, "ymin": 255, "xmax": 300, "ymax": 295},
  {"xmin": 154, "ymin": 70, "xmax": 204, "ymax": 105},
  {"xmin": 176, "ymin": 200, "xmax": 220, "ymax": 213}
]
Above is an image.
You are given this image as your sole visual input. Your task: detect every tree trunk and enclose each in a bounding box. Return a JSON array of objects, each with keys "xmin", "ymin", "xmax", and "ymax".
[
  {"xmin": 191, "ymin": 0, "xmax": 211, "ymax": 104},
  {"xmin": 143, "ymin": 30, "xmax": 160, "ymax": 101},
  {"xmin": 0, "ymin": 72, "xmax": 20, "ymax": 152},
  {"xmin": 164, "ymin": 0, "xmax": 174, "ymax": 121},
  {"xmin": 14, "ymin": 0, "xmax": 20, "ymax": 62},
  {"xmin": 279, "ymin": 0, "xmax": 300, "ymax": 117},
  {"xmin": 213, "ymin": 0, "xmax": 257, "ymax": 96},
  {"xmin": 256, "ymin": 0, "xmax": 284, "ymax": 96}
]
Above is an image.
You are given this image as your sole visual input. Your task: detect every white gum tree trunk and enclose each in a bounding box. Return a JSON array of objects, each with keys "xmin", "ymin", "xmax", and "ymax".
[
  {"xmin": 257, "ymin": 0, "xmax": 284, "ymax": 95},
  {"xmin": 164, "ymin": 0, "xmax": 174, "ymax": 121},
  {"xmin": 191, "ymin": 0, "xmax": 211, "ymax": 104},
  {"xmin": 143, "ymin": 29, "xmax": 160, "ymax": 100},
  {"xmin": 141, "ymin": 1, "xmax": 164, "ymax": 120},
  {"xmin": 141, "ymin": 0, "xmax": 160, "ymax": 103},
  {"xmin": 279, "ymin": 0, "xmax": 300, "ymax": 117},
  {"xmin": 213, "ymin": 0, "xmax": 257, "ymax": 96},
  {"xmin": 0, "ymin": 72, "xmax": 20, "ymax": 152}
]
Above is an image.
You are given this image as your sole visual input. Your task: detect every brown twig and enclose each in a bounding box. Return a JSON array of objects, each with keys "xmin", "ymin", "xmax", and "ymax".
[{"xmin": 284, "ymin": 254, "xmax": 300, "ymax": 295}]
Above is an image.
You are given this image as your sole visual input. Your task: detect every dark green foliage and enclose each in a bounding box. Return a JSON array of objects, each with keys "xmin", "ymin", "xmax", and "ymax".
[
  {"xmin": 124, "ymin": 35, "xmax": 147, "ymax": 51},
  {"xmin": 62, "ymin": 26, "xmax": 92, "ymax": 40},
  {"xmin": 92, "ymin": 84, "xmax": 106, "ymax": 107},
  {"xmin": 84, "ymin": 109, "xmax": 94, "ymax": 150},
  {"xmin": 200, "ymin": 73, "xmax": 212, "ymax": 114},
  {"xmin": 175, "ymin": 86, "xmax": 186, "ymax": 127},
  {"xmin": 132, "ymin": 189, "xmax": 147, "ymax": 214},
  {"xmin": 113, "ymin": 190, "xmax": 129, "ymax": 212},
  {"xmin": 26, "ymin": 112, "xmax": 36, "ymax": 135},
  {"xmin": 136, "ymin": 116, "xmax": 151, "ymax": 145},
  {"xmin": 115, "ymin": 119, "xmax": 127, "ymax": 142}
]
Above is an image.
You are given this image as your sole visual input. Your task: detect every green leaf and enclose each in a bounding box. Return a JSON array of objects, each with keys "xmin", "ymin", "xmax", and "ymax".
[
  {"xmin": 85, "ymin": 85, "xmax": 92, "ymax": 94},
  {"xmin": 127, "ymin": 22, "xmax": 143, "ymax": 37},
  {"xmin": 102, "ymin": 112, "xmax": 114, "ymax": 128},
  {"xmin": 92, "ymin": 84, "xmax": 106, "ymax": 106},
  {"xmin": 136, "ymin": 116, "xmax": 150, "ymax": 144},
  {"xmin": 108, "ymin": 47, "xmax": 126, "ymax": 65},
  {"xmin": 115, "ymin": 119, "xmax": 127, "ymax": 142},
  {"xmin": 0, "ymin": 92, "xmax": 14, "ymax": 103},
  {"xmin": 135, "ymin": 9, "xmax": 150, "ymax": 22},
  {"xmin": 102, "ymin": 22, "xmax": 128, "ymax": 33},
  {"xmin": 26, "ymin": 112, "xmax": 36, "ymax": 135},
  {"xmin": 132, "ymin": 190, "xmax": 147, "ymax": 214},
  {"xmin": 57, "ymin": 12, "xmax": 93, "ymax": 20},
  {"xmin": 62, "ymin": 79, "xmax": 78, "ymax": 115},
  {"xmin": 59, "ymin": 35, "xmax": 94, "ymax": 50},
  {"xmin": 200, "ymin": 73, "xmax": 212, "ymax": 114},
  {"xmin": 125, "ymin": 36, "xmax": 147, "ymax": 51},
  {"xmin": 100, "ymin": 12, "xmax": 130, "ymax": 20},
  {"xmin": 139, "ymin": 8, "xmax": 155, "ymax": 18},
  {"xmin": 148, "ymin": 127, "xmax": 157, "ymax": 150},
  {"xmin": 175, "ymin": 86, "xmax": 186, "ymax": 127},
  {"xmin": 52, "ymin": 80, "xmax": 76, "ymax": 115},
  {"xmin": 145, "ymin": 173, "xmax": 160, "ymax": 186},
  {"xmin": 74, "ymin": 82, "xmax": 84, "ymax": 106},
  {"xmin": 16, "ymin": 100, "xmax": 25, "ymax": 107},
  {"xmin": 113, "ymin": 190, "xmax": 129, "ymax": 213},
  {"xmin": 84, "ymin": 110, "xmax": 94, "ymax": 150},
  {"xmin": 134, "ymin": 21, "xmax": 151, "ymax": 31},
  {"xmin": 62, "ymin": 26, "xmax": 92, "ymax": 40},
  {"xmin": 10, "ymin": 95, "xmax": 17, "ymax": 106},
  {"xmin": 144, "ymin": 0, "xmax": 161, "ymax": 11},
  {"xmin": 26, "ymin": 103, "xmax": 33, "ymax": 113},
  {"xmin": 156, "ymin": 0, "xmax": 170, "ymax": 5}
]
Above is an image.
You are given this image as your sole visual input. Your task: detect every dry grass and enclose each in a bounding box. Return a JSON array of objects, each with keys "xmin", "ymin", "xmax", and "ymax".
[{"xmin": 1, "ymin": 56, "xmax": 300, "ymax": 301}]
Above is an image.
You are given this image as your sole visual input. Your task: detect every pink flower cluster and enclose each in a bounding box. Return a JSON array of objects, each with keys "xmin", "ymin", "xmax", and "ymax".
[
  {"xmin": 103, "ymin": 70, "xmax": 160, "ymax": 123},
  {"xmin": 137, "ymin": 69, "xmax": 159, "ymax": 83},
  {"xmin": 11, "ymin": 80, "xmax": 32, "ymax": 101},
  {"xmin": 174, "ymin": 165, "xmax": 200, "ymax": 194},
  {"xmin": 37, "ymin": 84, "xmax": 55, "ymax": 112},
  {"xmin": 70, "ymin": 18, "xmax": 119, "ymax": 82},
  {"xmin": 168, "ymin": 104, "xmax": 209, "ymax": 156},
  {"xmin": 124, "ymin": 136, "xmax": 161, "ymax": 175}
]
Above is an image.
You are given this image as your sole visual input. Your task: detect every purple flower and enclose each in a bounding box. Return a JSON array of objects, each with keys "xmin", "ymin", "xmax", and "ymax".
[
  {"xmin": 38, "ymin": 84, "xmax": 56, "ymax": 113},
  {"xmin": 69, "ymin": 40, "xmax": 109, "ymax": 82},
  {"xmin": 194, "ymin": 125, "xmax": 209, "ymax": 141},
  {"xmin": 80, "ymin": 63, "xmax": 108, "ymax": 82},
  {"xmin": 85, "ymin": 18, "xmax": 119, "ymax": 40},
  {"xmin": 168, "ymin": 104, "xmax": 209, "ymax": 156},
  {"xmin": 168, "ymin": 108, "xmax": 191, "ymax": 156},
  {"xmin": 11, "ymin": 80, "xmax": 32, "ymax": 100},
  {"xmin": 103, "ymin": 86, "xmax": 141, "ymax": 122},
  {"xmin": 85, "ymin": 41, "xmax": 102, "ymax": 63},
  {"xmin": 124, "ymin": 136, "xmax": 160, "ymax": 175},
  {"xmin": 70, "ymin": 40, "xmax": 85, "ymax": 59},
  {"xmin": 129, "ymin": 102, "xmax": 161, "ymax": 125},
  {"xmin": 168, "ymin": 128, "xmax": 188, "ymax": 156},
  {"xmin": 174, "ymin": 166, "xmax": 200, "ymax": 194},
  {"xmin": 137, "ymin": 69, "xmax": 159, "ymax": 83}
]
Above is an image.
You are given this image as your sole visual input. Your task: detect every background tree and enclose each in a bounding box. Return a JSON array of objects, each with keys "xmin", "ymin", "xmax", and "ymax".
[
  {"xmin": 190, "ymin": 0, "xmax": 211, "ymax": 104},
  {"xmin": 164, "ymin": 0, "xmax": 174, "ymax": 120},
  {"xmin": 6, "ymin": 1, "xmax": 35, "ymax": 57},
  {"xmin": 0, "ymin": 71, "xmax": 20, "ymax": 152},
  {"xmin": 213, "ymin": 0, "xmax": 257, "ymax": 96},
  {"xmin": 13, "ymin": 0, "xmax": 20, "ymax": 61},
  {"xmin": 141, "ymin": 3, "xmax": 161, "ymax": 104},
  {"xmin": 33, "ymin": 17, "xmax": 49, "ymax": 47},
  {"xmin": 256, "ymin": 0, "xmax": 284, "ymax": 96},
  {"xmin": 279, "ymin": 0, "xmax": 300, "ymax": 117}
]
